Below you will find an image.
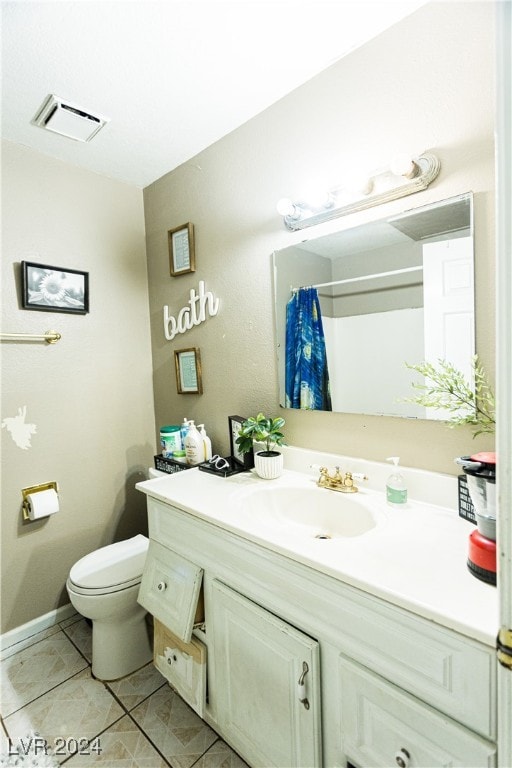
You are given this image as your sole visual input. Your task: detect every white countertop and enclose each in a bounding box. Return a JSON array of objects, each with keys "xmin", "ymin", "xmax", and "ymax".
[{"xmin": 137, "ymin": 456, "xmax": 498, "ymax": 648}]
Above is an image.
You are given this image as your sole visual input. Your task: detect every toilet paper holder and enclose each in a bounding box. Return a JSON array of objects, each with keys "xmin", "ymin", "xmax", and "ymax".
[{"xmin": 22, "ymin": 481, "xmax": 59, "ymax": 521}]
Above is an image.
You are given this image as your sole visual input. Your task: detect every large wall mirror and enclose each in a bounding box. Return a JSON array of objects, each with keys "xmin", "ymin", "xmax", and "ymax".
[{"xmin": 273, "ymin": 192, "xmax": 474, "ymax": 418}]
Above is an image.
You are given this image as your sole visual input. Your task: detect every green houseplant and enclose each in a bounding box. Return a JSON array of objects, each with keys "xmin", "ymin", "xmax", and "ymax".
[
  {"xmin": 236, "ymin": 412, "xmax": 286, "ymax": 479},
  {"xmin": 403, "ymin": 356, "xmax": 495, "ymax": 438}
]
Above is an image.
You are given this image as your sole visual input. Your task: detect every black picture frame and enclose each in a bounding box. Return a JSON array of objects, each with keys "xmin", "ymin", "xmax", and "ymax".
[
  {"xmin": 229, "ymin": 415, "xmax": 254, "ymax": 470},
  {"xmin": 22, "ymin": 261, "xmax": 89, "ymax": 315}
]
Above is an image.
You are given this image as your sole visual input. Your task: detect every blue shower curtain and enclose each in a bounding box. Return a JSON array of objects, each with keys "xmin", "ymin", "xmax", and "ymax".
[{"xmin": 285, "ymin": 286, "xmax": 332, "ymax": 410}]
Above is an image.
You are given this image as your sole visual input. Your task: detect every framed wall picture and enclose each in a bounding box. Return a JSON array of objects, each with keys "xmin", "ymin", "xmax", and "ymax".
[
  {"xmin": 229, "ymin": 415, "xmax": 254, "ymax": 470},
  {"xmin": 168, "ymin": 222, "xmax": 195, "ymax": 276},
  {"xmin": 22, "ymin": 261, "xmax": 89, "ymax": 314},
  {"xmin": 174, "ymin": 347, "xmax": 203, "ymax": 394}
]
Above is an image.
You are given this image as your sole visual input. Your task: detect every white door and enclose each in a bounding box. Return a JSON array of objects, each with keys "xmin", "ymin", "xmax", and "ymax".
[
  {"xmin": 210, "ymin": 580, "xmax": 322, "ymax": 768},
  {"xmin": 496, "ymin": 3, "xmax": 512, "ymax": 766},
  {"xmin": 422, "ymin": 236, "xmax": 474, "ymax": 419}
]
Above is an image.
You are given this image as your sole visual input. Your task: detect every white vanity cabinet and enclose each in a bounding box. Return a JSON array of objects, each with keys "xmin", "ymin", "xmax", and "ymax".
[{"xmin": 138, "ymin": 491, "xmax": 497, "ymax": 768}]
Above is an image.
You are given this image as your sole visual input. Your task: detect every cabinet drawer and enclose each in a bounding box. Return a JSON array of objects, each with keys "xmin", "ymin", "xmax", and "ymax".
[
  {"xmin": 138, "ymin": 540, "xmax": 203, "ymax": 643},
  {"xmin": 339, "ymin": 656, "xmax": 496, "ymax": 768},
  {"xmin": 336, "ymin": 590, "xmax": 495, "ymax": 738},
  {"xmin": 154, "ymin": 619, "xmax": 206, "ymax": 718}
]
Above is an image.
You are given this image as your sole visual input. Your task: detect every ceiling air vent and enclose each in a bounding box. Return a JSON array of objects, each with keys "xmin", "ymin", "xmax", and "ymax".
[{"xmin": 32, "ymin": 94, "xmax": 110, "ymax": 142}]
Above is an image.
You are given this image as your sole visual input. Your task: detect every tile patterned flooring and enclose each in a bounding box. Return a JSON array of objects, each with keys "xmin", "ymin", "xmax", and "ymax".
[{"xmin": 0, "ymin": 615, "xmax": 248, "ymax": 767}]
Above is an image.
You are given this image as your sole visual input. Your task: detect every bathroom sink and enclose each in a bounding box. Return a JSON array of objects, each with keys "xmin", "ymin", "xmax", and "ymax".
[{"xmin": 234, "ymin": 485, "xmax": 382, "ymax": 539}]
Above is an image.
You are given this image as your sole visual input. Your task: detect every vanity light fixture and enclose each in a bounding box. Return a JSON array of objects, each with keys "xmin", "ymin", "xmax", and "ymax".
[{"xmin": 277, "ymin": 153, "xmax": 441, "ymax": 231}]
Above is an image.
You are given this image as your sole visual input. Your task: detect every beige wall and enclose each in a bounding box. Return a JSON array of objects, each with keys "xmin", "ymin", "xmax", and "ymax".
[
  {"xmin": 0, "ymin": 1, "xmax": 496, "ymax": 636},
  {"xmin": 1, "ymin": 142, "xmax": 155, "ymax": 633},
  {"xmin": 144, "ymin": 2, "xmax": 496, "ymax": 476}
]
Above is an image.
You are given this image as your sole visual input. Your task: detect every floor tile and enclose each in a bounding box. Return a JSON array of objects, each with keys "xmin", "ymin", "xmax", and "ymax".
[
  {"xmin": 0, "ymin": 731, "xmax": 60, "ymax": 767},
  {"xmin": 0, "ymin": 624, "xmax": 62, "ymax": 661},
  {"xmin": 0, "ymin": 631, "xmax": 88, "ymax": 717},
  {"xmin": 63, "ymin": 618, "xmax": 93, "ymax": 663},
  {"xmin": 106, "ymin": 663, "xmax": 166, "ymax": 711},
  {"xmin": 59, "ymin": 613, "xmax": 82, "ymax": 630},
  {"xmin": 194, "ymin": 739, "xmax": 250, "ymax": 768},
  {"xmin": 3, "ymin": 668, "xmax": 125, "ymax": 764},
  {"xmin": 65, "ymin": 714, "xmax": 168, "ymax": 767},
  {"xmin": 131, "ymin": 686, "xmax": 217, "ymax": 768},
  {"xmin": 0, "ymin": 718, "xmax": 11, "ymax": 755}
]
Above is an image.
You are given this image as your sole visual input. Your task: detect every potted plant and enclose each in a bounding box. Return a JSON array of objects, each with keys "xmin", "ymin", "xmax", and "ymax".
[
  {"xmin": 403, "ymin": 356, "xmax": 495, "ymax": 437},
  {"xmin": 236, "ymin": 412, "xmax": 286, "ymax": 479}
]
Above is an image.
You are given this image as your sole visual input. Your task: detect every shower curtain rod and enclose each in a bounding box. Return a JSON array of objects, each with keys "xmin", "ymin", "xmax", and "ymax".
[
  {"xmin": 293, "ymin": 265, "xmax": 423, "ymax": 292},
  {"xmin": 1, "ymin": 330, "xmax": 61, "ymax": 344}
]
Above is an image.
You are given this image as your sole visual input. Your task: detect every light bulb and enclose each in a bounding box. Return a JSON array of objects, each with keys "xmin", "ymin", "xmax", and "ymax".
[
  {"xmin": 277, "ymin": 198, "xmax": 300, "ymax": 218},
  {"xmin": 304, "ymin": 189, "xmax": 334, "ymax": 211},
  {"xmin": 390, "ymin": 155, "xmax": 419, "ymax": 179},
  {"xmin": 346, "ymin": 174, "xmax": 374, "ymax": 196}
]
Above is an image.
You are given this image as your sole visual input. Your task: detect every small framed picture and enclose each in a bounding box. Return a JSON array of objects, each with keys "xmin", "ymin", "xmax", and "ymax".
[
  {"xmin": 229, "ymin": 415, "xmax": 254, "ymax": 470},
  {"xmin": 174, "ymin": 347, "xmax": 203, "ymax": 394},
  {"xmin": 168, "ymin": 222, "xmax": 195, "ymax": 276},
  {"xmin": 22, "ymin": 261, "xmax": 89, "ymax": 314}
]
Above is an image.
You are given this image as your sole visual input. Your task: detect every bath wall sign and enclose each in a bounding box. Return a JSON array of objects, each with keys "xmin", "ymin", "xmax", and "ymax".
[{"xmin": 163, "ymin": 281, "xmax": 220, "ymax": 341}]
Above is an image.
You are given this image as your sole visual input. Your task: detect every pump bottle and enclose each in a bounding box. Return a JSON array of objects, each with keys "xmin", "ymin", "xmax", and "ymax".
[
  {"xmin": 184, "ymin": 421, "xmax": 203, "ymax": 466},
  {"xmin": 386, "ymin": 456, "xmax": 407, "ymax": 506},
  {"xmin": 198, "ymin": 424, "xmax": 212, "ymax": 461}
]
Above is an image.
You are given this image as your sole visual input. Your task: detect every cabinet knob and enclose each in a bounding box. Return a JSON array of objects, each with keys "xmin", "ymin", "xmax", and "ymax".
[
  {"xmin": 157, "ymin": 581, "xmax": 167, "ymax": 592},
  {"xmin": 395, "ymin": 748, "xmax": 410, "ymax": 768}
]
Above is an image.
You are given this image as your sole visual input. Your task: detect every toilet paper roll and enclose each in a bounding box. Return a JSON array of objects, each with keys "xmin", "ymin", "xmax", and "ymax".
[{"xmin": 26, "ymin": 488, "xmax": 59, "ymax": 520}]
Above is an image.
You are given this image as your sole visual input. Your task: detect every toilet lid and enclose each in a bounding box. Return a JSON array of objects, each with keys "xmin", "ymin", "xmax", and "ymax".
[{"xmin": 69, "ymin": 534, "xmax": 149, "ymax": 590}]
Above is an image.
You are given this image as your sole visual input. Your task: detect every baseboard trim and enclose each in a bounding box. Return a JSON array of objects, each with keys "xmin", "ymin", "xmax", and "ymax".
[{"xmin": 0, "ymin": 603, "xmax": 76, "ymax": 652}]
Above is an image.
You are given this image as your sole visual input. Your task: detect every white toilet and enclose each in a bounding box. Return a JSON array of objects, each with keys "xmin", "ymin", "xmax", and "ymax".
[{"xmin": 66, "ymin": 533, "xmax": 152, "ymax": 681}]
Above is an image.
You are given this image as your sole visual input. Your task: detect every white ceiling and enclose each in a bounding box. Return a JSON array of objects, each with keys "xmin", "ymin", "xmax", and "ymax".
[{"xmin": 1, "ymin": 1, "xmax": 427, "ymax": 189}]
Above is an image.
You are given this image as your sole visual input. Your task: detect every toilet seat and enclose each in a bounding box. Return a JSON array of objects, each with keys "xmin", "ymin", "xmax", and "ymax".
[{"xmin": 68, "ymin": 534, "xmax": 149, "ymax": 595}]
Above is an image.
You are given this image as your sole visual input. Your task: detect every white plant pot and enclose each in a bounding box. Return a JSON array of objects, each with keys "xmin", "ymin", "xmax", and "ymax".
[{"xmin": 254, "ymin": 451, "xmax": 284, "ymax": 480}]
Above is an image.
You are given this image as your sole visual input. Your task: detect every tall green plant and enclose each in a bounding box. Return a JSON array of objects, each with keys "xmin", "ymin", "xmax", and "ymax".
[{"xmin": 404, "ymin": 356, "xmax": 495, "ymax": 438}]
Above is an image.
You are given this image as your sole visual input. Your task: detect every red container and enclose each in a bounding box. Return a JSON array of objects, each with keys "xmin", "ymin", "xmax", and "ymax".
[{"xmin": 467, "ymin": 529, "xmax": 497, "ymax": 585}]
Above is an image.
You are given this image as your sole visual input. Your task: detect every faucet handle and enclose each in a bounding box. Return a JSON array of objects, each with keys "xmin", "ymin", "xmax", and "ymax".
[{"xmin": 315, "ymin": 466, "xmax": 330, "ymax": 487}]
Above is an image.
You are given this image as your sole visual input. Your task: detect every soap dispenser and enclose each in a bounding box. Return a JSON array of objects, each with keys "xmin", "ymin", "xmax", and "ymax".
[
  {"xmin": 386, "ymin": 457, "xmax": 407, "ymax": 506},
  {"xmin": 198, "ymin": 424, "xmax": 212, "ymax": 461},
  {"xmin": 181, "ymin": 418, "xmax": 191, "ymax": 445},
  {"xmin": 184, "ymin": 421, "xmax": 203, "ymax": 466}
]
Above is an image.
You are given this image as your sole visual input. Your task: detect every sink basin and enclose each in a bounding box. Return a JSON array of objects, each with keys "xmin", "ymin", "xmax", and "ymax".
[{"xmin": 234, "ymin": 485, "xmax": 383, "ymax": 539}]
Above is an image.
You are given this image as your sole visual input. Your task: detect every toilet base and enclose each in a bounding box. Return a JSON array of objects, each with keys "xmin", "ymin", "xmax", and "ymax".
[{"xmin": 91, "ymin": 609, "xmax": 152, "ymax": 681}]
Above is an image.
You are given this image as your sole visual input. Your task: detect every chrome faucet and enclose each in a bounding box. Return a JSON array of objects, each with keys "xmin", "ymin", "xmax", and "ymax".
[{"xmin": 316, "ymin": 466, "xmax": 367, "ymax": 493}]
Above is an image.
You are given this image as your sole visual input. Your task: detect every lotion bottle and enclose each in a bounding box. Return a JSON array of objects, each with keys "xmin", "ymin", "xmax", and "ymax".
[
  {"xmin": 185, "ymin": 421, "xmax": 203, "ymax": 465},
  {"xmin": 386, "ymin": 456, "xmax": 407, "ymax": 506},
  {"xmin": 198, "ymin": 424, "xmax": 212, "ymax": 461}
]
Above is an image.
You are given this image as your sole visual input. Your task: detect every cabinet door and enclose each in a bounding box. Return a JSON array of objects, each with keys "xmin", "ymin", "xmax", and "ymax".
[
  {"xmin": 211, "ymin": 580, "xmax": 321, "ymax": 768},
  {"xmin": 339, "ymin": 656, "xmax": 496, "ymax": 768},
  {"xmin": 138, "ymin": 540, "xmax": 203, "ymax": 642}
]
